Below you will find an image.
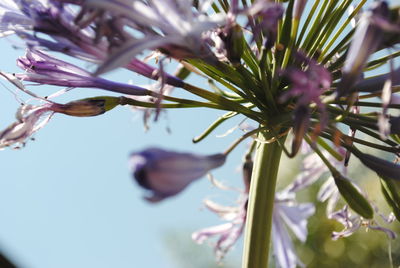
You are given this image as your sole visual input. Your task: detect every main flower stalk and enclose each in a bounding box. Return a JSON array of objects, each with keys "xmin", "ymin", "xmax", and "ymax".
[{"xmin": 242, "ymin": 130, "xmax": 285, "ymax": 268}]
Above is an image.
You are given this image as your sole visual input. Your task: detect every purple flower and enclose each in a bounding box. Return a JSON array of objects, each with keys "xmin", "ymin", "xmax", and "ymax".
[
  {"xmin": 192, "ymin": 198, "xmax": 247, "ymax": 261},
  {"xmin": 84, "ymin": 0, "xmax": 227, "ymax": 74},
  {"xmin": 331, "ymin": 205, "xmax": 396, "ymax": 240},
  {"xmin": 272, "ymin": 191, "xmax": 315, "ymax": 268},
  {"xmin": 280, "ymin": 54, "xmax": 331, "ymax": 153},
  {"xmin": 337, "ymin": 1, "xmax": 399, "ymax": 96},
  {"xmin": 246, "ymin": 2, "xmax": 283, "ymax": 48},
  {"xmin": 16, "ymin": 49, "xmax": 148, "ymax": 95},
  {"xmin": 129, "ymin": 148, "xmax": 226, "ymax": 202},
  {"xmin": 0, "ymin": 1, "xmax": 184, "ymax": 87}
]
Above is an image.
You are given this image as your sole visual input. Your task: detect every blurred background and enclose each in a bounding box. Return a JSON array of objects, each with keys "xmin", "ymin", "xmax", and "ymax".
[{"xmin": 0, "ymin": 18, "xmax": 399, "ymax": 268}]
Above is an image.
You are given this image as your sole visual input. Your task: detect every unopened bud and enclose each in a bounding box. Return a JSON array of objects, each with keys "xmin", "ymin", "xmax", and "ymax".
[
  {"xmin": 56, "ymin": 96, "xmax": 120, "ymax": 117},
  {"xmin": 333, "ymin": 172, "xmax": 374, "ymax": 219},
  {"xmin": 380, "ymin": 177, "xmax": 400, "ymax": 221},
  {"xmin": 224, "ymin": 24, "xmax": 244, "ymax": 66}
]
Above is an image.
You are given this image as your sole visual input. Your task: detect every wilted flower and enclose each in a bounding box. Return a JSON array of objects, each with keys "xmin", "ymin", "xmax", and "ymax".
[
  {"xmin": 0, "ymin": 96, "xmax": 119, "ymax": 148},
  {"xmin": 129, "ymin": 148, "xmax": 226, "ymax": 202}
]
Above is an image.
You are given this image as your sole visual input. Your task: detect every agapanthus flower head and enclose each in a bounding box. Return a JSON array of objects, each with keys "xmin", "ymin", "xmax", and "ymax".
[
  {"xmin": 129, "ymin": 148, "xmax": 226, "ymax": 202},
  {"xmin": 1, "ymin": 0, "xmax": 400, "ymax": 267}
]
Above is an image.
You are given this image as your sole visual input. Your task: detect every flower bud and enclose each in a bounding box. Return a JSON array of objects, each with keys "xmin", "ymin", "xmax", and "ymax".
[
  {"xmin": 351, "ymin": 149, "xmax": 400, "ymax": 181},
  {"xmin": 224, "ymin": 24, "xmax": 244, "ymax": 66},
  {"xmin": 380, "ymin": 177, "xmax": 400, "ymax": 221},
  {"xmin": 55, "ymin": 97, "xmax": 120, "ymax": 117},
  {"xmin": 333, "ymin": 172, "xmax": 374, "ymax": 219},
  {"xmin": 129, "ymin": 148, "xmax": 226, "ymax": 202}
]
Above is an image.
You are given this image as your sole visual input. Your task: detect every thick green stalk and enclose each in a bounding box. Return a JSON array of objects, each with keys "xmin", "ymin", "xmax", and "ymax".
[{"xmin": 242, "ymin": 130, "xmax": 285, "ymax": 268}]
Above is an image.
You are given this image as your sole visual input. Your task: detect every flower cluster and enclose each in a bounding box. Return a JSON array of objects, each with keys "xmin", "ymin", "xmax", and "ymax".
[{"xmin": 0, "ymin": 0, "xmax": 400, "ymax": 267}]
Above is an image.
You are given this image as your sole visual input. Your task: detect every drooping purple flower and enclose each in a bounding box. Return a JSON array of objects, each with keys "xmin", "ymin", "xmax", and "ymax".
[
  {"xmin": 389, "ymin": 115, "xmax": 400, "ymax": 134},
  {"xmin": 354, "ymin": 66, "xmax": 400, "ymax": 93},
  {"xmin": 16, "ymin": 49, "xmax": 148, "ymax": 95},
  {"xmin": 129, "ymin": 148, "xmax": 226, "ymax": 202},
  {"xmin": 337, "ymin": 1, "xmax": 399, "ymax": 96}
]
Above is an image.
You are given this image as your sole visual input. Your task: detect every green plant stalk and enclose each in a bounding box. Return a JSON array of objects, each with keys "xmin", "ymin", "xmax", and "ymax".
[{"xmin": 242, "ymin": 130, "xmax": 285, "ymax": 268}]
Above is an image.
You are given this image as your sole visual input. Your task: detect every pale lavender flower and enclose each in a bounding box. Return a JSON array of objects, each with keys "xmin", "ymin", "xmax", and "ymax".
[
  {"xmin": 293, "ymin": 0, "xmax": 307, "ymax": 20},
  {"xmin": 192, "ymin": 188, "xmax": 315, "ymax": 267},
  {"xmin": 192, "ymin": 197, "xmax": 247, "ymax": 261},
  {"xmin": 0, "ymin": 0, "xmax": 108, "ymax": 59},
  {"xmin": 129, "ymin": 148, "xmax": 226, "ymax": 202},
  {"xmin": 285, "ymin": 147, "xmax": 345, "ymax": 217},
  {"xmin": 331, "ymin": 205, "xmax": 396, "ymax": 240},
  {"xmin": 272, "ymin": 191, "xmax": 315, "ymax": 268}
]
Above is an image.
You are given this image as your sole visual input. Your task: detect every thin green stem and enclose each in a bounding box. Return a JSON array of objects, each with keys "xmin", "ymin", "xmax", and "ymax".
[
  {"xmin": 223, "ymin": 127, "xmax": 267, "ymax": 155},
  {"xmin": 119, "ymin": 96, "xmax": 224, "ymax": 110},
  {"xmin": 242, "ymin": 130, "xmax": 285, "ymax": 268}
]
